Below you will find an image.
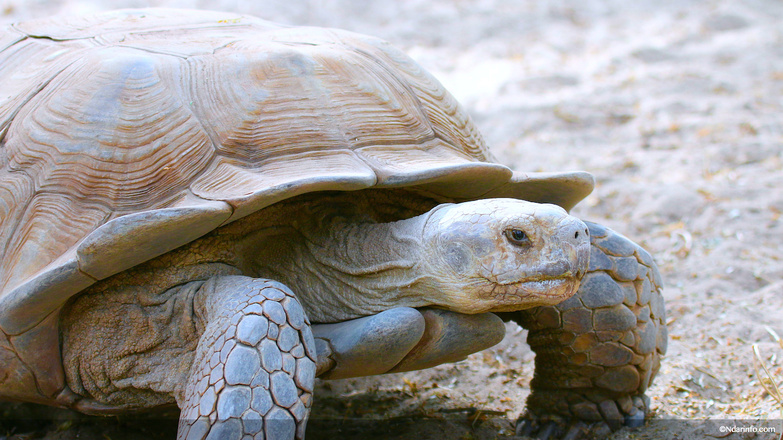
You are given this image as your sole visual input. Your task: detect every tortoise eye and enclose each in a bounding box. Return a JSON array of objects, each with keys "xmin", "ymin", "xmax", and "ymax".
[{"xmin": 505, "ymin": 228, "xmax": 530, "ymax": 246}]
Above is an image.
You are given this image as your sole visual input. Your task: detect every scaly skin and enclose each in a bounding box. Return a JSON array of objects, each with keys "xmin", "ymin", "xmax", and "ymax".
[
  {"xmin": 507, "ymin": 222, "xmax": 667, "ymax": 439},
  {"xmin": 178, "ymin": 276, "xmax": 316, "ymax": 440}
]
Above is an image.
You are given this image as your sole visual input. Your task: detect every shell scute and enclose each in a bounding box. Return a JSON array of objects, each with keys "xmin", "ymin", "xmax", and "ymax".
[
  {"xmin": 0, "ymin": 172, "xmax": 35, "ymax": 263},
  {"xmin": 0, "ymin": 193, "xmax": 108, "ymax": 294},
  {"xmin": 76, "ymin": 201, "xmax": 233, "ymax": 281},
  {"xmin": 6, "ymin": 47, "xmax": 215, "ymax": 210},
  {"xmin": 11, "ymin": 8, "xmax": 278, "ymax": 44},
  {"xmin": 0, "ymin": 36, "xmax": 94, "ymax": 138},
  {"xmin": 183, "ymin": 44, "xmax": 434, "ymax": 166},
  {"xmin": 348, "ymin": 35, "xmax": 493, "ymax": 162},
  {"xmin": 190, "ymin": 151, "xmax": 376, "ymax": 220}
]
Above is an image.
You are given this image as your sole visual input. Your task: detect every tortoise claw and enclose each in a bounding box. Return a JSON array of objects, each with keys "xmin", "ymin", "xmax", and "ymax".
[
  {"xmin": 515, "ymin": 407, "xmax": 637, "ymax": 440},
  {"xmin": 515, "ymin": 418, "xmax": 565, "ymax": 440},
  {"xmin": 624, "ymin": 408, "xmax": 646, "ymax": 428},
  {"xmin": 535, "ymin": 422, "xmax": 561, "ymax": 440},
  {"xmin": 561, "ymin": 422, "xmax": 588, "ymax": 440},
  {"xmin": 516, "ymin": 418, "xmax": 536, "ymax": 437}
]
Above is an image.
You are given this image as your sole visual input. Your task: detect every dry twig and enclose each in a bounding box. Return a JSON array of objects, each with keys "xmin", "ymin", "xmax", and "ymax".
[{"xmin": 752, "ymin": 326, "xmax": 783, "ymax": 440}]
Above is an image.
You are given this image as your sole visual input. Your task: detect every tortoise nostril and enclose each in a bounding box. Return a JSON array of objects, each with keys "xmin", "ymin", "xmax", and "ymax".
[{"xmin": 574, "ymin": 231, "xmax": 579, "ymax": 239}]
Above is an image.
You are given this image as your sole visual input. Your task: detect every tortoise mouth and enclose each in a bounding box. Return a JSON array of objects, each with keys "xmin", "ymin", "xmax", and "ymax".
[
  {"xmin": 481, "ymin": 275, "xmax": 580, "ymax": 312},
  {"xmin": 518, "ymin": 276, "xmax": 579, "ymax": 301}
]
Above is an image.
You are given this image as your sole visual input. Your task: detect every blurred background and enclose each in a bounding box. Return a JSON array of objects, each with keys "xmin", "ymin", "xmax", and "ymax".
[{"xmin": 1, "ymin": 1, "xmax": 782, "ymax": 439}]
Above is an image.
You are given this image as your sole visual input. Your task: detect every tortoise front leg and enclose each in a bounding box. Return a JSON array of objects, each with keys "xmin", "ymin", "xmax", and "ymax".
[
  {"xmin": 178, "ymin": 276, "xmax": 316, "ymax": 440},
  {"xmin": 507, "ymin": 222, "xmax": 667, "ymax": 439}
]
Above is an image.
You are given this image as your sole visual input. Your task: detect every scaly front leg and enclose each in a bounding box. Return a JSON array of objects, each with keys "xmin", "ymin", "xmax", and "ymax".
[
  {"xmin": 508, "ymin": 222, "xmax": 667, "ymax": 439},
  {"xmin": 178, "ymin": 276, "xmax": 316, "ymax": 440}
]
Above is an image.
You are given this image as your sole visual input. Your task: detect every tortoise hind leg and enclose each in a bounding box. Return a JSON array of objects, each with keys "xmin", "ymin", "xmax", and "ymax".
[
  {"xmin": 507, "ymin": 222, "xmax": 667, "ymax": 439},
  {"xmin": 178, "ymin": 276, "xmax": 316, "ymax": 440}
]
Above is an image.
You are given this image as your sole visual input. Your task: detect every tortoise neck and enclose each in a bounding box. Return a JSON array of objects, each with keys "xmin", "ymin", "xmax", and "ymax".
[{"xmin": 288, "ymin": 211, "xmax": 440, "ymax": 323}]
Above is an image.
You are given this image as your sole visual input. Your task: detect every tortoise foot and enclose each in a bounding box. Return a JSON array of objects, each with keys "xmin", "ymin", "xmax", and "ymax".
[
  {"xmin": 516, "ymin": 392, "xmax": 650, "ymax": 439},
  {"xmin": 516, "ymin": 418, "xmax": 595, "ymax": 440},
  {"xmin": 503, "ymin": 221, "xmax": 666, "ymax": 440}
]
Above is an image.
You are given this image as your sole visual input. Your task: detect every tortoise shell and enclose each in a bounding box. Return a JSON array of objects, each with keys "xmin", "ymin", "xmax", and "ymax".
[{"xmin": 0, "ymin": 9, "xmax": 592, "ymax": 403}]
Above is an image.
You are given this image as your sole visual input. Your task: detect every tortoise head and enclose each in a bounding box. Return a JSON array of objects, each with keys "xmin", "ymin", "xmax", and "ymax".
[{"xmin": 420, "ymin": 198, "xmax": 590, "ymax": 314}]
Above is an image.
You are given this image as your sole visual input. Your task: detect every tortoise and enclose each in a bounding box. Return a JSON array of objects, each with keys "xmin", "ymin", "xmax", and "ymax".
[{"xmin": 0, "ymin": 8, "xmax": 667, "ymax": 440}]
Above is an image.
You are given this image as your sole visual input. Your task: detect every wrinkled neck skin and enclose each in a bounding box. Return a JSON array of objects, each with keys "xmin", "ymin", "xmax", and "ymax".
[
  {"xmin": 249, "ymin": 208, "xmax": 444, "ymax": 323},
  {"xmin": 238, "ymin": 196, "xmax": 588, "ymax": 323}
]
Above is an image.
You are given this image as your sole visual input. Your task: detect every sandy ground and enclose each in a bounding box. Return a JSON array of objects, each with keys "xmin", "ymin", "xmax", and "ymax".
[{"xmin": 1, "ymin": 1, "xmax": 782, "ymax": 439}]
